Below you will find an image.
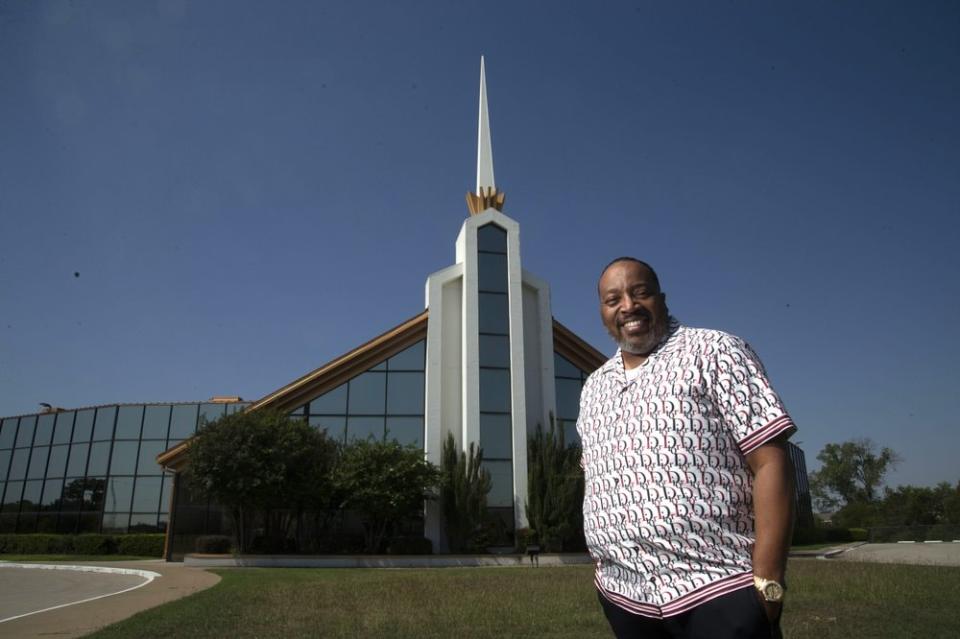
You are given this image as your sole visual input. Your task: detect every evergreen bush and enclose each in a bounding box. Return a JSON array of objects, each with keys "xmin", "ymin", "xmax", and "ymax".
[{"xmin": 440, "ymin": 432, "xmax": 492, "ymax": 552}]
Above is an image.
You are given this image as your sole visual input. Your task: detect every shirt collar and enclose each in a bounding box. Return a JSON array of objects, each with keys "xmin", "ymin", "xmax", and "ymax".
[{"xmin": 601, "ymin": 316, "xmax": 682, "ymax": 377}]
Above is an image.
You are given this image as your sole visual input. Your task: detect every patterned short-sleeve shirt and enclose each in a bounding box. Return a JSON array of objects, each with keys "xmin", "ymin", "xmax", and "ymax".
[{"xmin": 577, "ymin": 318, "xmax": 796, "ymax": 618}]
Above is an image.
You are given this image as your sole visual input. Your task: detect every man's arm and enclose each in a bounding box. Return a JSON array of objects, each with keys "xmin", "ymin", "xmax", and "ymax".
[{"xmin": 745, "ymin": 434, "xmax": 795, "ymax": 619}]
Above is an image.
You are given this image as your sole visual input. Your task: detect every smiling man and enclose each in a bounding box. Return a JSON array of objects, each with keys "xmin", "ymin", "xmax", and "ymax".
[{"xmin": 578, "ymin": 257, "xmax": 797, "ymax": 639}]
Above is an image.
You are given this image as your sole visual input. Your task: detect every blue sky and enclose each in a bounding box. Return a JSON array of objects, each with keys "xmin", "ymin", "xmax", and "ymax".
[{"xmin": 1, "ymin": 1, "xmax": 957, "ymax": 489}]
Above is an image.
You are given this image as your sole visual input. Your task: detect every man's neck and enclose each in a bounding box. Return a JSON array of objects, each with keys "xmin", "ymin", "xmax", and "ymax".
[{"xmin": 621, "ymin": 351, "xmax": 648, "ymax": 370}]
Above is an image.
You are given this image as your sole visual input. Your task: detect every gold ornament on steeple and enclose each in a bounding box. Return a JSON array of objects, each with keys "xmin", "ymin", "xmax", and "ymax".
[{"xmin": 466, "ymin": 186, "xmax": 505, "ymax": 215}]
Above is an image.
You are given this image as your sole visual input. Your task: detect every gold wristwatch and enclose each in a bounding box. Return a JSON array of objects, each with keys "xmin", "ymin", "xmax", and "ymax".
[{"xmin": 753, "ymin": 576, "xmax": 785, "ymax": 602}]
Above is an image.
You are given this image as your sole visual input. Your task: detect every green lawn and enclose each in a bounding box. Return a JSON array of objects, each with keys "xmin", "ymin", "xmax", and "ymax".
[{"xmin": 84, "ymin": 560, "xmax": 960, "ymax": 639}]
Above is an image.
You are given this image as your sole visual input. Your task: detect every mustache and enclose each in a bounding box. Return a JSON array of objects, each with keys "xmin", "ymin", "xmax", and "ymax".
[{"xmin": 618, "ymin": 310, "xmax": 651, "ymax": 326}]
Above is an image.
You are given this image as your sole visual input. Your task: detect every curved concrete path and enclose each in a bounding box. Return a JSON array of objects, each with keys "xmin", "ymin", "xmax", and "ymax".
[
  {"xmin": 834, "ymin": 542, "xmax": 960, "ymax": 567},
  {"xmin": 0, "ymin": 560, "xmax": 220, "ymax": 638}
]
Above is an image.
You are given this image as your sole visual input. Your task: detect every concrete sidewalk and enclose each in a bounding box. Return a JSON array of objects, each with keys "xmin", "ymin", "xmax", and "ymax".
[{"xmin": 0, "ymin": 560, "xmax": 220, "ymax": 639}]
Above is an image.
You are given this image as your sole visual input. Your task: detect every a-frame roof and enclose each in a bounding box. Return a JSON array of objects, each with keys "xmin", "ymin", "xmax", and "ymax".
[{"xmin": 157, "ymin": 310, "xmax": 605, "ymax": 470}]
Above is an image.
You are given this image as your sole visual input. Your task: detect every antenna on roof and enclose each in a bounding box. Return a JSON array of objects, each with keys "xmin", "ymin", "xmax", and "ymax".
[{"xmin": 466, "ymin": 56, "xmax": 505, "ymax": 215}]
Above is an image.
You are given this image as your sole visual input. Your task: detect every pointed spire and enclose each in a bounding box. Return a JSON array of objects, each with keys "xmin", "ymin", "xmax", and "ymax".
[
  {"xmin": 476, "ymin": 56, "xmax": 495, "ymax": 195},
  {"xmin": 466, "ymin": 56, "xmax": 505, "ymax": 216}
]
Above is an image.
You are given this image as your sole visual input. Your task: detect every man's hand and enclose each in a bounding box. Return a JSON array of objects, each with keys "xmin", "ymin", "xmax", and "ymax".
[{"xmin": 754, "ymin": 590, "xmax": 782, "ymax": 623}]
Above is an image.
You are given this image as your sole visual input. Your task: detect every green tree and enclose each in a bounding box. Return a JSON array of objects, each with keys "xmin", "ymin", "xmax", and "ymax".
[
  {"xmin": 526, "ymin": 416, "xmax": 585, "ymax": 552},
  {"xmin": 809, "ymin": 439, "xmax": 900, "ymax": 516},
  {"xmin": 944, "ymin": 481, "xmax": 960, "ymax": 525},
  {"xmin": 186, "ymin": 409, "xmax": 338, "ymax": 553},
  {"xmin": 440, "ymin": 432, "xmax": 492, "ymax": 552},
  {"xmin": 334, "ymin": 438, "xmax": 440, "ymax": 553}
]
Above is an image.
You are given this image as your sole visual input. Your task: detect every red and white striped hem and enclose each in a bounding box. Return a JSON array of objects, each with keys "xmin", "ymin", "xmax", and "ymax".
[
  {"xmin": 738, "ymin": 415, "xmax": 796, "ymax": 455},
  {"xmin": 596, "ymin": 571, "xmax": 755, "ymax": 619}
]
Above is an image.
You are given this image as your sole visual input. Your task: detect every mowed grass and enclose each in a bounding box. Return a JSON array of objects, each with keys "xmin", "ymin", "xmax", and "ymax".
[{"xmin": 85, "ymin": 560, "xmax": 960, "ymax": 639}]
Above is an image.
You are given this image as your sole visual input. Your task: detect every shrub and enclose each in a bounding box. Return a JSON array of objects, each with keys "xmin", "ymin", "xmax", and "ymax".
[
  {"xmin": 195, "ymin": 535, "xmax": 233, "ymax": 554},
  {"xmin": 848, "ymin": 527, "xmax": 868, "ymax": 542},
  {"xmin": 117, "ymin": 534, "xmax": 165, "ymax": 557},
  {"xmin": 0, "ymin": 534, "xmax": 71, "ymax": 554},
  {"xmin": 73, "ymin": 534, "xmax": 118, "ymax": 555},
  {"xmin": 386, "ymin": 536, "xmax": 433, "ymax": 555},
  {"xmin": 791, "ymin": 526, "xmax": 825, "ymax": 545}
]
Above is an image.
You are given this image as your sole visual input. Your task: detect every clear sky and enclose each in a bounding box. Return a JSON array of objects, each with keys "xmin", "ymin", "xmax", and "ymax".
[{"xmin": 1, "ymin": 1, "xmax": 957, "ymax": 489}]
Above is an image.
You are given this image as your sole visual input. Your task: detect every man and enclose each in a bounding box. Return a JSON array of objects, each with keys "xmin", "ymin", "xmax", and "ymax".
[{"xmin": 578, "ymin": 257, "xmax": 796, "ymax": 639}]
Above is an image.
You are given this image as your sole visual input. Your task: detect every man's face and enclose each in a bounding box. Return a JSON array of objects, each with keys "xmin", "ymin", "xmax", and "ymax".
[{"xmin": 598, "ymin": 260, "xmax": 668, "ymax": 356}]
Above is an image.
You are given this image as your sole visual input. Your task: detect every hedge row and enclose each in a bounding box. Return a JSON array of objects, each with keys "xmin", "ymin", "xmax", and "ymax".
[
  {"xmin": 0, "ymin": 533, "xmax": 165, "ymax": 557},
  {"xmin": 792, "ymin": 526, "xmax": 868, "ymax": 545}
]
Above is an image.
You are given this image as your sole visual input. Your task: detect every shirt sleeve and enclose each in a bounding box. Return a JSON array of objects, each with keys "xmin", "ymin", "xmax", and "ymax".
[{"xmin": 710, "ymin": 334, "xmax": 796, "ymax": 455}]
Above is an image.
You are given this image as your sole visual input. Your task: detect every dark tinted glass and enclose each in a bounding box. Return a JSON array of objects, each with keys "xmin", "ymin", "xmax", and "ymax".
[
  {"xmin": 130, "ymin": 512, "xmax": 159, "ymax": 532},
  {"xmin": 41, "ymin": 478, "xmax": 63, "ymax": 509},
  {"xmin": 34, "ymin": 415, "xmax": 55, "ymax": 446},
  {"xmin": 66, "ymin": 443, "xmax": 89, "ymax": 477},
  {"xmin": 289, "ymin": 406, "xmax": 305, "ymax": 418},
  {"xmin": 555, "ymin": 378, "xmax": 584, "ymax": 420},
  {"xmin": 0, "ymin": 450, "xmax": 10, "ymax": 478},
  {"xmin": 15, "ymin": 416, "xmax": 36, "ymax": 448},
  {"xmin": 92, "ymin": 407, "xmax": 116, "ymax": 441},
  {"xmin": 479, "ymin": 369, "xmax": 511, "ymax": 413},
  {"xmin": 479, "ymin": 335, "xmax": 510, "ymax": 368},
  {"xmin": 199, "ymin": 403, "xmax": 226, "ymax": 427},
  {"xmin": 109, "ymin": 441, "xmax": 139, "ymax": 475},
  {"xmin": 169, "ymin": 405, "xmax": 199, "ymax": 440},
  {"xmin": 102, "ymin": 512, "xmax": 129, "ymax": 533},
  {"xmin": 387, "ymin": 341, "xmax": 425, "ymax": 371},
  {"xmin": 131, "ymin": 476, "xmax": 162, "ymax": 512},
  {"xmin": 21, "ymin": 480, "xmax": 42, "ymax": 508},
  {"xmin": 137, "ymin": 441, "xmax": 166, "ymax": 476},
  {"xmin": 386, "ymin": 372, "xmax": 424, "ymax": 414},
  {"xmin": 346, "ymin": 417, "xmax": 384, "ymax": 442},
  {"xmin": 59, "ymin": 478, "xmax": 86, "ymax": 510},
  {"xmin": 52, "ymin": 412, "xmax": 75, "ymax": 444},
  {"xmin": 348, "ymin": 373, "xmax": 386, "ymax": 414},
  {"xmin": 72, "ymin": 410, "xmax": 94, "ymax": 443},
  {"xmin": 309, "ymin": 384, "xmax": 347, "ymax": 414},
  {"xmin": 477, "ymin": 223, "xmax": 507, "ymax": 253},
  {"xmin": 46, "ymin": 445, "xmax": 69, "ymax": 478},
  {"xmin": 83, "ymin": 478, "xmax": 107, "ymax": 510},
  {"xmin": 483, "ymin": 460, "xmax": 513, "ymax": 508},
  {"xmin": 226, "ymin": 402, "xmax": 250, "ymax": 415},
  {"xmin": 8, "ymin": 449, "xmax": 29, "ymax": 480},
  {"xmin": 308, "ymin": 416, "xmax": 346, "ymax": 442},
  {"xmin": 86, "ymin": 442, "xmax": 112, "ymax": 476},
  {"xmin": 554, "ymin": 353, "xmax": 583, "ymax": 378},
  {"xmin": 159, "ymin": 475, "xmax": 174, "ymax": 513},
  {"xmin": 386, "ymin": 417, "xmax": 423, "ymax": 449},
  {"xmin": 478, "ymin": 293, "xmax": 509, "ymax": 334},
  {"xmin": 77, "ymin": 512, "xmax": 100, "ymax": 533},
  {"xmin": 479, "ymin": 414, "xmax": 512, "ymax": 459},
  {"xmin": 27, "ymin": 447, "xmax": 49, "ymax": 480},
  {"xmin": 3, "ymin": 481, "xmax": 23, "ymax": 507},
  {"xmin": 115, "ymin": 406, "xmax": 143, "ymax": 439},
  {"xmin": 560, "ymin": 419, "xmax": 581, "ymax": 447},
  {"xmin": 0, "ymin": 418, "xmax": 17, "ymax": 448},
  {"xmin": 105, "ymin": 477, "xmax": 134, "ymax": 512},
  {"xmin": 142, "ymin": 406, "xmax": 171, "ymax": 439},
  {"xmin": 478, "ymin": 253, "xmax": 508, "ymax": 293}
]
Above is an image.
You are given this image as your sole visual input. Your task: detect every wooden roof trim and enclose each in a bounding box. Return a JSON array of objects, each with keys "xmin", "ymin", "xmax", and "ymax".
[
  {"xmin": 156, "ymin": 310, "xmax": 429, "ymax": 470},
  {"xmin": 552, "ymin": 318, "xmax": 607, "ymax": 374}
]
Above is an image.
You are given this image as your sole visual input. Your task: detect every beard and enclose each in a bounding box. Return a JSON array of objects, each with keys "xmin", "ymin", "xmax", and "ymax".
[{"xmin": 611, "ymin": 315, "xmax": 668, "ymax": 356}]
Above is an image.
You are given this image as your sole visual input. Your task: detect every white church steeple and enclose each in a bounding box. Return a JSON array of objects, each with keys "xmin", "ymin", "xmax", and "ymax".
[{"xmin": 466, "ymin": 56, "xmax": 505, "ymax": 215}]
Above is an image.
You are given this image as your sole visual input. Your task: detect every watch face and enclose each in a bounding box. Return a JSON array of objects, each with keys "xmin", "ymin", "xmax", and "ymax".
[{"xmin": 763, "ymin": 582, "xmax": 784, "ymax": 601}]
